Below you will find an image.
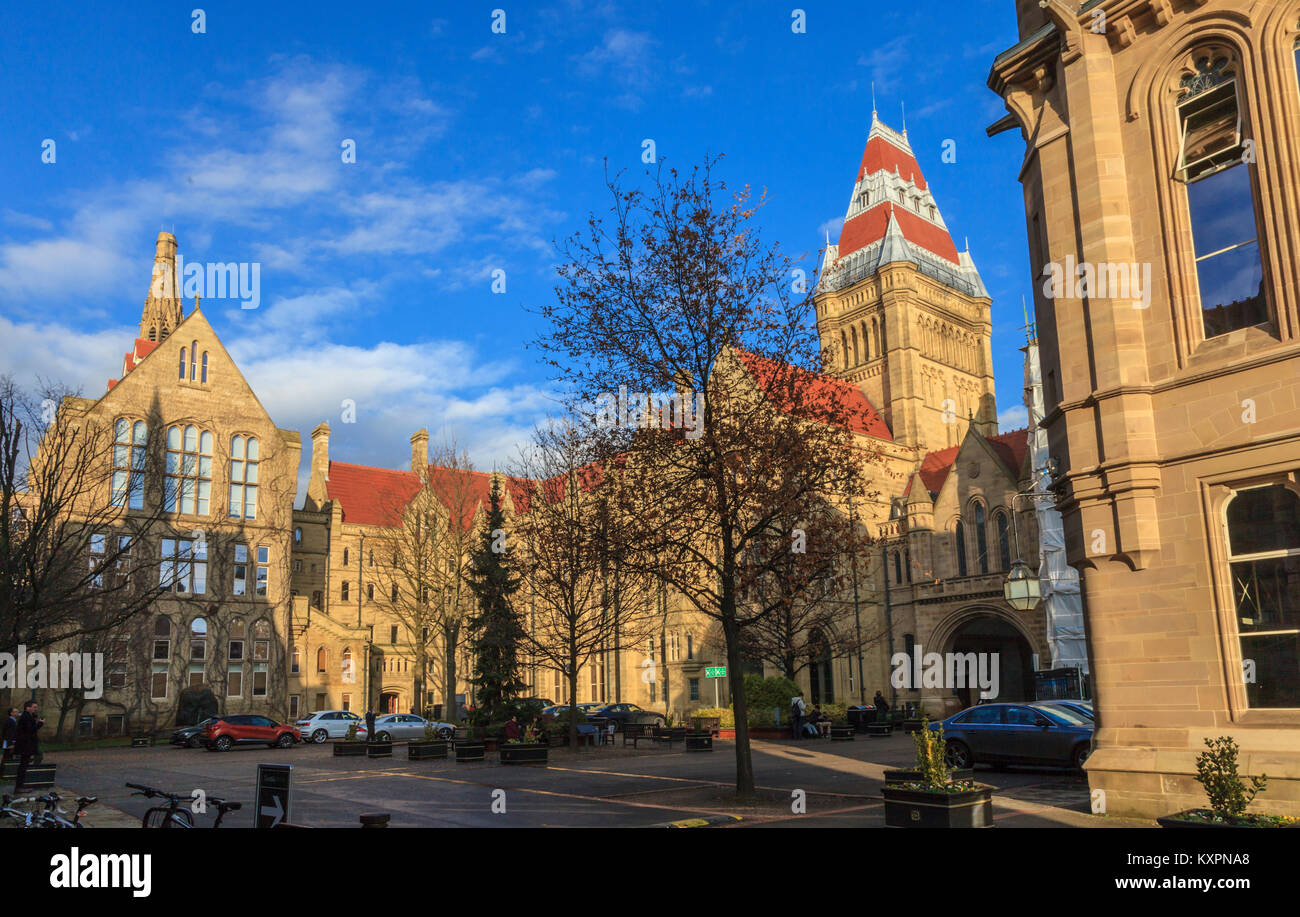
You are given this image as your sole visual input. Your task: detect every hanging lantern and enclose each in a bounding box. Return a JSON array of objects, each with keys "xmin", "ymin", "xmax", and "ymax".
[{"xmin": 1003, "ymin": 558, "xmax": 1042, "ymax": 611}]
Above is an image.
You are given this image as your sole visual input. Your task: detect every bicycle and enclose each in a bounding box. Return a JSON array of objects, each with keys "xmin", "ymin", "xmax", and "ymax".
[
  {"xmin": 0, "ymin": 792, "xmax": 95, "ymax": 828},
  {"xmin": 126, "ymin": 783, "xmax": 241, "ymax": 827}
]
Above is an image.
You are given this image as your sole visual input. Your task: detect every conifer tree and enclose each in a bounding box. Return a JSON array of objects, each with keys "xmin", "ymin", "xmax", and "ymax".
[{"xmin": 466, "ymin": 477, "xmax": 526, "ymax": 728}]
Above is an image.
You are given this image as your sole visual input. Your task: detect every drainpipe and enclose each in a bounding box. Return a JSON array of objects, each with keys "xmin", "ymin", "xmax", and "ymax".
[{"xmin": 881, "ymin": 543, "xmax": 895, "ymax": 707}]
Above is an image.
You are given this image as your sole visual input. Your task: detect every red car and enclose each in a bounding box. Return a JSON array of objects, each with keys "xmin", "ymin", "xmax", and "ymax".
[{"xmin": 202, "ymin": 714, "xmax": 300, "ymax": 751}]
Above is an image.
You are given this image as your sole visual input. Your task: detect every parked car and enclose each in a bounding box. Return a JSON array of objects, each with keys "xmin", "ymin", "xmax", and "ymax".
[
  {"xmin": 202, "ymin": 714, "xmax": 300, "ymax": 751},
  {"xmin": 933, "ymin": 702, "xmax": 1092, "ymax": 771},
  {"xmin": 589, "ymin": 703, "xmax": 666, "ymax": 731},
  {"xmin": 540, "ymin": 702, "xmax": 605, "ymax": 721},
  {"xmin": 1041, "ymin": 700, "xmax": 1093, "ymax": 721},
  {"xmin": 295, "ymin": 710, "xmax": 366, "ymax": 744},
  {"xmin": 170, "ymin": 717, "xmax": 219, "ymax": 748},
  {"xmin": 370, "ymin": 714, "xmax": 455, "ymax": 742}
]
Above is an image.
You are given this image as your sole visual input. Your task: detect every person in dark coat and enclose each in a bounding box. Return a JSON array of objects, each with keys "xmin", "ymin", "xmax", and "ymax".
[
  {"xmin": 873, "ymin": 691, "xmax": 890, "ymax": 722},
  {"xmin": 13, "ymin": 701, "xmax": 44, "ymax": 793},
  {"xmin": 503, "ymin": 716, "xmax": 522, "ymax": 741},
  {"xmin": 364, "ymin": 709, "xmax": 376, "ymax": 744},
  {"xmin": 1, "ymin": 708, "xmax": 17, "ymax": 763}
]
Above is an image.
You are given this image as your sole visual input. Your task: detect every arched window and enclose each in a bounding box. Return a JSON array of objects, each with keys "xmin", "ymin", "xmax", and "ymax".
[
  {"xmin": 840, "ymin": 330, "xmax": 849, "ymax": 369},
  {"xmin": 112, "ymin": 419, "xmax": 147, "ymax": 509},
  {"xmin": 229, "ymin": 435, "xmax": 259, "ymax": 519},
  {"xmin": 342, "ymin": 548, "xmax": 349, "ymax": 566},
  {"xmin": 200, "ymin": 352, "xmax": 208, "ymax": 383},
  {"xmin": 294, "ymin": 527, "xmax": 302, "ymax": 545},
  {"xmin": 149, "ymin": 326, "xmax": 157, "ymax": 342},
  {"xmin": 153, "ymin": 616, "xmax": 172, "ymax": 657},
  {"xmin": 251, "ymin": 619, "xmax": 270, "ymax": 664},
  {"xmin": 955, "ymin": 520, "xmax": 968, "ymax": 577},
  {"xmin": 974, "ymin": 503, "xmax": 989, "ymax": 574},
  {"xmin": 179, "ymin": 347, "xmax": 187, "ymax": 379},
  {"xmin": 391, "ymin": 584, "xmax": 399, "ymax": 602},
  {"xmin": 861, "ymin": 321, "xmax": 871, "ymax": 360},
  {"xmin": 190, "ymin": 617, "xmax": 207, "ymax": 661},
  {"xmin": 342, "ymin": 647, "xmax": 354, "ymax": 683},
  {"xmin": 1225, "ymin": 484, "xmax": 1300, "ymax": 709},
  {"xmin": 291, "ymin": 646, "xmax": 300, "ymax": 674},
  {"xmin": 190, "ymin": 341, "xmax": 198, "ymax": 379},
  {"xmin": 366, "ymin": 583, "xmax": 374, "ymax": 601},
  {"xmin": 341, "ymin": 581, "xmax": 350, "ymax": 602},
  {"xmin": 165, "ymin": 425, "xmax": 213, "ymax": 515},
  {"xmin": 995, "ymin": 511, "xmax": 1012, "ymax": 571},
  {"xmin": 1175, "ymin": 52, "xmax": 1267, "ymax": 337},
  {"xmin": 316, "ymin": 647, "xmax": 328, "ymax": 673},
  {"xmin": 893, "ymin": 550, "xmax": 902, "ymax": 585},
  {"xmin": 851, "ymin": 326, "xmax": 860, "ymax": 364}
]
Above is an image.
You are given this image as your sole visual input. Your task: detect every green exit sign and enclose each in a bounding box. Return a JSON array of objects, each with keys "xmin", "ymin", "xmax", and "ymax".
[{"xmin": 704, "ymin": 666, "xmax": 727, "ymax": 678}]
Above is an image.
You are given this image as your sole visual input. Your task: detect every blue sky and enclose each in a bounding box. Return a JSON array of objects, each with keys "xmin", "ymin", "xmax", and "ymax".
[{"xmin": 0, "ymin": 0, "xmax": 1034, "ymax": 488}]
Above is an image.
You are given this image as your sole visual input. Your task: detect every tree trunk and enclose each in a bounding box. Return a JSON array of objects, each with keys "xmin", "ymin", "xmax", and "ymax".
[
  {"xmin": 725, "ymin": 613, "xmax": 755, "ymax": 797},
  {"xmin": 443, "ymin": 621, "xmax": 459, "ymax": 724},
  {"xmin": 567, "ymin": 661, "xmax": 580, "ymax": 749}
]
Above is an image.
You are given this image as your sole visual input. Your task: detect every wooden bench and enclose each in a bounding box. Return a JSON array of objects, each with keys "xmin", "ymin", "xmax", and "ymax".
[
  {"xmin": 622, "ymin": 722, "xmax": 658, "ymax": 748},
  {"xmin": 653, "ymin": 726, "xmax": 687, "ymax": 748}
]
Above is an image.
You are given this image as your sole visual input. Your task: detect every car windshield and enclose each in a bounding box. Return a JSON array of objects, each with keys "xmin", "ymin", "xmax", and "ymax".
[{"xmin": 1033, "ymin": 704, "xmax": 1089, "ymax": 726}]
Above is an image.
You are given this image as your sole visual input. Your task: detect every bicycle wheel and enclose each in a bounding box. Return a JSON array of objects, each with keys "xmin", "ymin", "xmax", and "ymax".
[{"xmin": 143, "ymin": 806, "xmax": 194, "ymax": 828}]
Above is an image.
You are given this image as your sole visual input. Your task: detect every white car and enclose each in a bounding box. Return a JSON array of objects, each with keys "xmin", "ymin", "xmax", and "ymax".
[
  {"xmin": 370, "ymin": 714, "xmax": 455, "ymax": 742},
  {"xmin": 296, "ymin": 710, "xmax": 368, "ymax": 744}
]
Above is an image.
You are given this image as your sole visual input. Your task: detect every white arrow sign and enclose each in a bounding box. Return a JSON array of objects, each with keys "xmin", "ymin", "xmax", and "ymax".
[{"xmin": 260, "ymin": 794, "xmax": 283, "ymax": 828}]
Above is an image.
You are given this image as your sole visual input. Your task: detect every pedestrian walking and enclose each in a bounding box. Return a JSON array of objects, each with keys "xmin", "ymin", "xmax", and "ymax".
[
  {"xmin": 365, "ymin": 708, "xmax": 376, "ymax": 744},
  {"xmin": 13, "ymin": 701, "xmax": 44, "ymax": 793},
  {"xmin": 1, "ymin": 708, "xmax": 17, "ymax": 764},
  {"xmin": 790, "ymin": 693, "xmax": 807, "ymax": 740}
]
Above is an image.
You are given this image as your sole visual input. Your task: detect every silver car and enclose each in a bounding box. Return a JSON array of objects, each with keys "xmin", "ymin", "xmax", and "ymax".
[
  {"xmin": 371, "ymin": 714, "xmax": 455, "ymax": 742},
  {"xmin": 296, "ymin": 710, "xmax": 366, "ymax": 744}
]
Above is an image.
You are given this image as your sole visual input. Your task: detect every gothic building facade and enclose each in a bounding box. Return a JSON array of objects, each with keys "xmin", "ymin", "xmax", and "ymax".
[{"xmin": 989, "ymin": 0, "xmax": 1300, "ymax": 816}]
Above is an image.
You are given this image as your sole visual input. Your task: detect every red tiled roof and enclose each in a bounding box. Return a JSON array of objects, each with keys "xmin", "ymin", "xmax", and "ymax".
[
  {"xmin": 857, "ymin": 134, "xmax": 927, "ymax": 190},
  {"xmin": 120, "ymin": 338, "xmax": 162, "ymax": 379},
  {"xmin": 735, "ymin": 350, "xmax": 893, "ymax": 441},
  {"xmin": 916, "ymin": 444, "xmax": 961, "ymax": 496},
  {"xmin": 838, "ymin": 202, "xmax": 960, "ymax": 265},
  {"xmin": 987, "ymin": 428, "xmax": 1029, "ymax": 479},
  {"xmin": 326, "ymin": 462, "xmax": 531, "ymax": 528}
]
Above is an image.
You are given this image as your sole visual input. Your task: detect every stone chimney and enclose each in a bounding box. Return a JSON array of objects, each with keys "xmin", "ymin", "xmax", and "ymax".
[
  {"xmin": 312, "ymin": 422, "xmax": 331, "ymax": 480},
  {"xmin": 410, "ymin": 428, "xmax": 429, "ymax": 473}
]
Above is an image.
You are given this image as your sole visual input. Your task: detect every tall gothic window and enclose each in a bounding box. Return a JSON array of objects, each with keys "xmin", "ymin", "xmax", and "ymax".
[
  {"xmin": 995, "ymin": 511, "xmax": 1012, "ymax": 571},
  {"xmin": 190, "ymin": 340, "xmax": 198, "ymax": 380},
  {"xmin": 229, "ymin": 435, "xmax": 259, "ymax": 519},
  {"xmin": 166, "ymin": 425, "xmax": 213, "ymax": 515},
  {"xmin": 1225, "ymin": 485, "xmax": 1299, "ymax": 709},
  {"xmin": 200, "ymin": 352, "xmax": 208, "ymax": 383},
  {"xmin": 179, "ymin": 347, "xmax": 187, "ymax": 379},
  {"xmin": 1176, "ymin": 55, "xmax": 1267, "ymax": 337},
  {"xmin": 160, "ymin": 537, "xmax": 207, "ymax": 594},
  {"xmin": 112, "ymin": 419, "xmax": 147, "ymax": 509},
  {"xmin": 955, "ymin": 520, "xmax": 968, "ymax": 577},
  {"xmin": 974, "ymin": 503, "xmax": 989, "ymax": 574}
]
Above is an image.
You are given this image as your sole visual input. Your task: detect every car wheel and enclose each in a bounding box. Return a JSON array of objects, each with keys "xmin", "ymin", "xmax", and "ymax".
[
  {"xmin": 187, "ymin": 736, "xmax": 202, "ymax": 749},
  {"xmin": 215, "ymin": 735, "xmax": 233, "ymax": 752},
  {"xmin": 311, "ymin": 729, "xmax": 328, "ymax": 744},
  {"xmin": 436, "ymin": 727, "xmax": 453, "ymax": 740},
  {"xmin": 1072, "ymin": 744, "xmax": 1091, "ymax": 770},
  {"xmin": 376, "ymin": 732, "xmax": 391, "ymax": 743},
  {"xmin": 277, "ymin": 733, "xmax": 295, "ymax": 748},
  {"xmin": 945, "ymin": 740, "xmax": 972, "ymax": 769}
]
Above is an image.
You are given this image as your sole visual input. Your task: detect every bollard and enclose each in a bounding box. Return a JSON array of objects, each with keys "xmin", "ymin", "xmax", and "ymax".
[{"xmin": 359, "ymin": 813, "xmax": 390, "ymax": 828}]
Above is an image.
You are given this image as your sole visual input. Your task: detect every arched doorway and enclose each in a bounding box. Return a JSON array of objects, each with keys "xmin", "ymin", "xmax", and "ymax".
[
  {"xmin": 932, "ymin": 609, "xmax": 1038, "ymax": 709},
  {"xmin": 379, "ymin": 691, "xmax": 401, "ymax": 714},
  {"xmin": 807, "ymin": 630, "xmax": 834, "ymax": 705}
]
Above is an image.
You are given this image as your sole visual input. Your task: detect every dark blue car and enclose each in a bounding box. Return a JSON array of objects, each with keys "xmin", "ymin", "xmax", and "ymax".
[{"xmin": 931, "ymin": 702, "xmax": 1092, "ymax": 771}]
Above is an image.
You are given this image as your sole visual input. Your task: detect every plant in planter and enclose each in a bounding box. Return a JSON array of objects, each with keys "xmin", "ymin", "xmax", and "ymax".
[
  {"xmin": 333, "ymin": 722, "xmax": 368, "ymax": 756},
  {"xmin": 1157, "ymin": 736, "xmax": 1299, "ymax": 828},
  {"xmin": 500, "ymin": 736, "xmax": 548, "ymax": 765},
  {"xmin": 407, "ymin": 721, "xmax": 449, "ymax": 761},
  {"xmin": 685, "ymin": 731, "xmax": 714, "ymax": 751},
  {"xmin": 880, "ymin": 718, "xmax": 993, "ymax": 828}
]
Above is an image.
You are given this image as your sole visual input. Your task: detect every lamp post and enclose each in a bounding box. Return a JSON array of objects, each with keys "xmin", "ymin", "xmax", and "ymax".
[{"xmin": 1003, "ymin": 558, "xmax": 1042, "ymax": 611}]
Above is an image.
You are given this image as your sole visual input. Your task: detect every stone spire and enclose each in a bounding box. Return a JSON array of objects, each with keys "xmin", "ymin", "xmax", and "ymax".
[{"xmin": 139, "ymin": 232, "xmax": 185, "ymax": 342}]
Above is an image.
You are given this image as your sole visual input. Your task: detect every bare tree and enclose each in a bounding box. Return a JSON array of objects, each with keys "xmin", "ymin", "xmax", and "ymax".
[
  {"xmin": 0, "ymin": 378, "xmax": 170, "ymax": 669},
  {"xmin": 511, "ymin": 418, "xmax": 655, "ymax": 748},
  {"xmin": 372, "ymin": 440, "xmax": 479, "ymax": 722},
  {"xmin": 535, "ymin": 157, "xmax": 884, "ymax": 795}
]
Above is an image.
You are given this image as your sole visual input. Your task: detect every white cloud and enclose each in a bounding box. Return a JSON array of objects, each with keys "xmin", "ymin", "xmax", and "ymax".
[{"xmin": 998, "ymin": 405, "xmax": 1028, "ymax": 430}]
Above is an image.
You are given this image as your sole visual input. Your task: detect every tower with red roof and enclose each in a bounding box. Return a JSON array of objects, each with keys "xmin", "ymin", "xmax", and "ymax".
[{"xmin": 815, "ymin": 111, "xmax": 998, "ymax": 452}]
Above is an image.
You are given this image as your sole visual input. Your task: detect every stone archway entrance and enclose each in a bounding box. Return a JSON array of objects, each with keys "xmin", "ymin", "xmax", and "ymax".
[
  {"xmin": 944, "ymin": 614, "xmax": 1036, "ymax": 707},
  {"xmin": 379, "ymin": 691, "xmax": 401, "ymax": 714}
]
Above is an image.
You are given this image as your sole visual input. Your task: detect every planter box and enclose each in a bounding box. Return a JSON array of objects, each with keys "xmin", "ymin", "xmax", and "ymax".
[
  {"xmin": 882, "ymin": 784, "xmax": 993, "ymax": 828},
  {"xmin": 500, "ymin": 743, "xmax": 548, "ymax": 765},
  {"xmin": 407, "ymin": 740, "xmax": 449, "ymax": 761},
  {"xmin": 366, "ymin": 742, "xmax": 393, "ymax": 759},
  {"xmin": 866, "ymin": 724, "xmax": 893, "ymax": 737},
  {"xmin": 483, "ymin": 738, "xmax": 500, "ymax": 753},
  {"xmin": 333, "ymin": 742, "xmax": 367, "ymax": 757},
  {"xmin": 830, "ymin": 725, "xmax": 855, "ymax": 741},
  {"xmin": 685, "ymin": 734, "xmax": 714, "ymax": 752},
  {"xmin": 1156, "ymin": 809, "xmax": 1300, "ymax": 829},
  {"xmin": 883, "ymin": 768, "xmax": 974, "ymax": 785},
  {"xmin": 690, "ymin": 717, "xmax": 721, "ymax": 736},
  {"xmin": 131, "ymin": 735, "xmax": 154, "ymax": 748},
  {"xmin": 902, "ymin": 719, "xmax": 926, "ymax": 734},
  {"xmin": 455, "ymin": 742, "xmax": 486, "ymax": 762},
  {"xmin": 2, "ymin": 762, "xmax": 54, "ymax": 788}
]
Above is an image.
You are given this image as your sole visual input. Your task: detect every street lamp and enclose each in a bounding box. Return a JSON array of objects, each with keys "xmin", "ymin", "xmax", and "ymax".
[{"xmin": 1003, "ymin": 558, "xmax": 1041, "ymax": 611}]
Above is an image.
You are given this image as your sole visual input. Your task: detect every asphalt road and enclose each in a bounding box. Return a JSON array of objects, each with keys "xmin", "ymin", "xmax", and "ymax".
[{"xmin": 46, "ymin": 733, "xmax": 1136, "ymax": 828}]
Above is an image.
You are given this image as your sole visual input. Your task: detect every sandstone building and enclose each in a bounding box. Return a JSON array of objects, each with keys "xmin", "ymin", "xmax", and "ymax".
[{"xmin": 989, "ymin": 0, "xmax": 1300, "ymax": 816}]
